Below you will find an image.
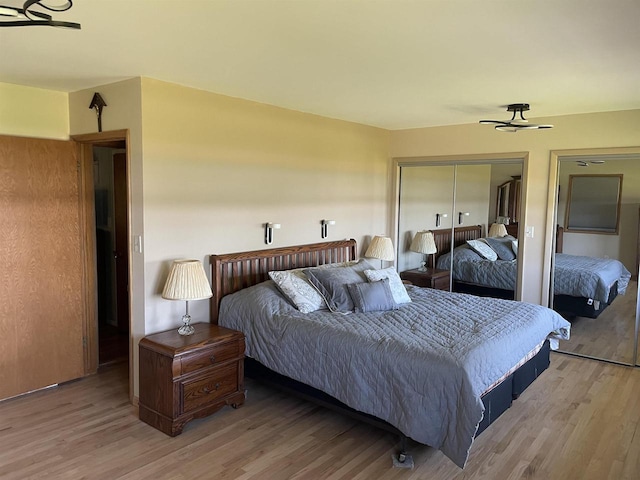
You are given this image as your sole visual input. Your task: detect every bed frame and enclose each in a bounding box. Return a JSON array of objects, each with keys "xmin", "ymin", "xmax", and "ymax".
[{"xmin": 209, "ymin": 239, "xmax": 550, "ymax": 466}]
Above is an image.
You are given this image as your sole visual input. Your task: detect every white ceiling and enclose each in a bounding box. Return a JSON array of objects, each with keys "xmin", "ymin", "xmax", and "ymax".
[{"xmin": 1, "ymin": 0, "xmax": 639, "ymax": 130}]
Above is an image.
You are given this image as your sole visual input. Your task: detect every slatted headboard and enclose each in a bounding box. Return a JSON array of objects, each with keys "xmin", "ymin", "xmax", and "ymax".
[
  {"xmin": 209, "ymin": 239, "xmax": 357, "ymax": 324},
  {"xmin": 429, "ymin": 225, "xmax": 483, "ymax": 267}
]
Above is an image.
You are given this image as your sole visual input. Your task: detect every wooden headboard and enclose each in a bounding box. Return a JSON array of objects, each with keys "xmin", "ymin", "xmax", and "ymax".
[
  {"xmin": 209, "ymin": 239, "xmax": 357, "ymax": 324},
  {"xmin": 429, "ymin": 225, "xmax": 483, "ymax": 267}
]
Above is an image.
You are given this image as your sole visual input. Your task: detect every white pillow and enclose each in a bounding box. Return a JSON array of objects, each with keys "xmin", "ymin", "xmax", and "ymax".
[
  {"xmin": 268, "ymin": 269, "xmax": 326, "ymax": 313},
  {"xmin": 466, "ymin": 239, "xmax": 498, "ymax": 261},
  {"xmin": 364, "ymin": 267, "xmax": 412, "ymax": 304},
  {"xmin": 511, "ymin": 239, "xmax": 518, "ymax": 256}
]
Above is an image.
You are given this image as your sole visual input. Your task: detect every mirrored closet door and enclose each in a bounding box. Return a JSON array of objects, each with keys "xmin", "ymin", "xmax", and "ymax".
[
  {"xmin": 396, "ymin": 159, "xmax": 523, "ymax": 298},
  {"xmin": 552, "ymin": 152, "xmax": 640, "ymax": 366}
]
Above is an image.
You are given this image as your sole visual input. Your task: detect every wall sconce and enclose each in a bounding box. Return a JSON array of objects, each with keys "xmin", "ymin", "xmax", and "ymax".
[
  {"xmin": 320, "ymin": 219, "xmax": 336, "ymax": 239},
  {"xmin": 264, "ymin": 222, "xmax": 281, "ymax": 245},
  {"xmin": 435, "ymin": 213, "xmax": 448, "ymax": 227},
  {"xmin": 458, "ymin": 212, "xmax": 470, "ymax": 225}
]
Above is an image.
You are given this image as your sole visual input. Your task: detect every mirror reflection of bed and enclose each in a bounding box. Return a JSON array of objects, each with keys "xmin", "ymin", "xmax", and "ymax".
[
  {"xmin": 397, "ymin": 154, "xmax": 639, "ymax": 366},
  {"xmin": 553, "ymin": 155, "xmax": 640, "ymax": 365}
]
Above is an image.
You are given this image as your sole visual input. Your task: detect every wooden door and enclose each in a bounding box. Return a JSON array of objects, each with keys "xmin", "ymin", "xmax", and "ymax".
[
  {"xmin": 113, "ymin": 152, "xmax": 129, "ymax": 334},
  {"xmin": 0, "ymin": 135, "xmax": 85, "ymax": 400}
]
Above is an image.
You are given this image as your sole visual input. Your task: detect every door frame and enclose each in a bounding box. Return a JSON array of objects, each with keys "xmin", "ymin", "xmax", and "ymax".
[{"xmin": 72, "ymin": 129, "xmax": 133, "ymax": 398}]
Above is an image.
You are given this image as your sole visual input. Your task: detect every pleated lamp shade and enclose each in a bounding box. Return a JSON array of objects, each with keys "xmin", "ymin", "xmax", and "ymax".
[
  {"xmin": 488, "ymin": 223, "xmax": 508, "ymax": 238},
  {"xmin": 365, "ymin": 235, "xmax": 395, "ymax": 261},
  {"xmin": 162, "ymin": 259, "xmax": 213, "ymax": 301},
  {"xmin": 410, "ymin": 231, "xmax": 437, "ymax": 255}
]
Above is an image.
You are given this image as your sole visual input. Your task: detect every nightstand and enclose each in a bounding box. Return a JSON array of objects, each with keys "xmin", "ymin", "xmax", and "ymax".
[
  {"xmin": 139, "ymin": 323, "xmax": 245, "ymax": 436},
  {"xmin": 400, "ymin": 267, "xmax": 451, "ymax": 291}
]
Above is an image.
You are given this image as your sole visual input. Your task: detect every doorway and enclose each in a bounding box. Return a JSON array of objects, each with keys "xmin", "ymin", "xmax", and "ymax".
[
  {"xmin": 94, "ymin": 146, "xmax": 129, "ymax": 366},
  {"xmin": 72, "ymin": 130, "xmax": 132, "ymax": 396}
]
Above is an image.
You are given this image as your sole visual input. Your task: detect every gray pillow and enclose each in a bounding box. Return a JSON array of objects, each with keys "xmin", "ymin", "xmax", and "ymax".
[
  {"xmin": 347, "ymin": 278, "xmax": 398, "ymax": 313},
  {"xmin": 304, "ymin": 266, "xmax": 367, "ymax": 312},
  {"xmin": 484, "ymin": 235, "xmax": 517, "ymax": 261}
]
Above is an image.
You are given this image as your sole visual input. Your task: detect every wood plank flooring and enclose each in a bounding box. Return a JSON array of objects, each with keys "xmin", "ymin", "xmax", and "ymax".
[
  {"xmin": 1, "ymin": 355, "xmax": 639, "ymax": 479},
  {"xmin": 558, "ymin": 280, "xmax": 638, "ymax": 364}
]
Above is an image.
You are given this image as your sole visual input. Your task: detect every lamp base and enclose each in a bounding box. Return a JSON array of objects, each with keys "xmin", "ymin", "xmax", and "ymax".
[{"xmin": 178, "ymin": 313, "xmax": 195, "ymax": 336}]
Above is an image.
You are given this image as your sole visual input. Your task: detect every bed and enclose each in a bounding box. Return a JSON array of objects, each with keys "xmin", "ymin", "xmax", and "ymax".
[
  {"xmin": 209, "ymin": 239, "xmax": 570, "ymax": 468},
  {"xmin": 431, "ymin": 225, "xmax": 632, "ymax": 318}
]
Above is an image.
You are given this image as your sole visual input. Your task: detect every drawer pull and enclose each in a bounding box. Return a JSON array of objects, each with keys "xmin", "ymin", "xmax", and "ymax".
[
  {"xmin": 209, "ymin": 355, "xmax": 216, "ymax": 363},
  {"xmin": 203, "ymin": 383, "xmax": 221, "ymax": 394}
]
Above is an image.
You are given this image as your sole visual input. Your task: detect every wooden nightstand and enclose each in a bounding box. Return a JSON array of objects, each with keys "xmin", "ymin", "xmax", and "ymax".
[
  {"xmin": 400, "ymin": 267, "xmax": 451, "ymax": 291},
  {"xmin": 139, "ymin": 323, "xmax": 245, "ymax": 436}
]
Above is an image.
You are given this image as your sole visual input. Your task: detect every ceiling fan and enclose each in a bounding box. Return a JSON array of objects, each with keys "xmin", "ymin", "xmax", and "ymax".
[
  {"xmin": 479, "ymin": 103, "xmax": 553, "ymax": 132},
  {"xmin": 576, "ymin": 160, "xmax": 605, "ymax": 167}
]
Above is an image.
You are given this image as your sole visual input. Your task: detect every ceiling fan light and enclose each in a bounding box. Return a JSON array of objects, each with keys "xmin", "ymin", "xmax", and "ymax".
[
  {"xmin": 0, "ymin": 6, "xmax": 19, "ymax": 16},
  {"xmin": 480, "ymin": 103, "xmax": 553, "ymax": 132},
  {"xmin": 0, "ymin": 0, "xmax": 79, "ymax": 27}
]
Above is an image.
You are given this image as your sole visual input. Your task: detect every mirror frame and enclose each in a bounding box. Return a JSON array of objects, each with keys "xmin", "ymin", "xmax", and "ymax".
[{"xmin": 391, "ymin": 152, "xmax": 528, "ymax": 300}]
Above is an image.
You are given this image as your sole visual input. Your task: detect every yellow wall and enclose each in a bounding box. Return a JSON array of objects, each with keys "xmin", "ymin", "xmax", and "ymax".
[
  {"xmin": 390, "ymin": 109, "xmax": 640, "ymax": 304},
  {"xmin": 141, "ymin": 78, "xmax": 390, "ymax": 332},
  {"xmin": 0, "ymin": 82, "xmax": 69, "ymax": 139},
  {"xmin": 69, "ymin": 77, "xmax": 389, "ymax": 397}
]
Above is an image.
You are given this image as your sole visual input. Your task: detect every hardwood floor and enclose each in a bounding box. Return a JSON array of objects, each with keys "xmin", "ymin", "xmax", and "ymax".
[
  {"xmin": 1, "ymin": 355, "xmax": 640, "ymax": 479},
  {"xmin": 558, "ymin": 280, "xmax": 638, "ymax": 364}
]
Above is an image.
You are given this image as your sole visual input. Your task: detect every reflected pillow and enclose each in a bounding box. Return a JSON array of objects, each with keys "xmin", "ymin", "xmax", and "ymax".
[
  {"xmin": 364, "ymin": 267, "xmax": 412, "ymax": 304},
  {"xmin": 484, "ymin": 236, "xmax": 517, "ymax": 261},
  {"xmin": 347, "ymin": 278, "xmax": 398, "ymax": 313},
  {"xmin": 466, "ymin": 239, "xmax": 498, "ymax": 261},
  {"xmin": 512, "ymin": 239, "xmax": 518, "ymax": 256}
]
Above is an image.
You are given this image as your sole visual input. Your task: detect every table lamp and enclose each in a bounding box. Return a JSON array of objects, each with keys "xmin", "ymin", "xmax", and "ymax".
[
  {"xmin": 488, "ymin": 223, "xmax": 508, "ymax": 238},
  {"xmin": 365, "ymin": 235, "xmax": 395, "ymax": 268},
  {"xmin": 162, "ymin": 259, "xmax": 213, "ymax": 335},
  {"xmin": 410, "ymin": 230, "xmax": 437, "ymax": 270}
]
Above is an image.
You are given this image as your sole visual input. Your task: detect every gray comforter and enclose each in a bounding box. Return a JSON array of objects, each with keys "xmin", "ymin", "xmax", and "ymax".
[
  {"xmin": 219, "ymin": 281, "xmax": 570, "ymax": 468},
  {"xmin": 437, "ymin": 246, "xmax": 631, "ymax": 303}
]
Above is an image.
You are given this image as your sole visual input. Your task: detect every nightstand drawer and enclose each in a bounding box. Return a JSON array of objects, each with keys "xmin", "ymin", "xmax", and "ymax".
[
  {"xmin": 432, "ymin": 275, "xmax": 450, "ymax": 291},
  {"xmin": 182, "ymin": 363, "xmax": 239, "ymax": 413},
  {"xmin": 181, "ymin": 341, "xmax": 242, "ymax": 375}
]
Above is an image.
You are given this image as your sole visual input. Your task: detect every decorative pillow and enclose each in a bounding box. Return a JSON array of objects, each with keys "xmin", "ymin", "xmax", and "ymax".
[
  {"xmin": 512, "ymin": 239, "xmax": 518, "ymax": 256},
  {"xmin": 346, "ymin": 279, "xmax": 398, "ymax": 313},
  {"xmin": 267, "ymin": 259, "xmax": 373, "ymax": 313},
  {"xmin": 363, "ymin": 267, "xmax": 412, "ymax": 304},
  {"xmin": 483, "ymin": 236, "xmax": 517, "ymax": 261},
  {"xmin": 268, "ymin": 269, "xmax": 326, "ymax": 313},
  {"xmin": 466, "ymin": 239, "xmax": 498, "ymax": 261},
  {"xmin": 304, "ymin": 266, "xmax": 367, "ymax": 313}
]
